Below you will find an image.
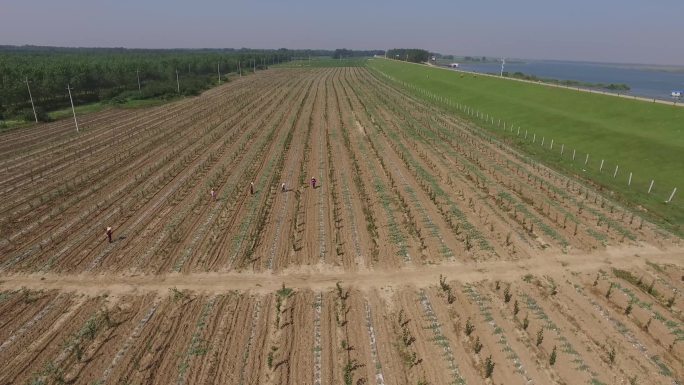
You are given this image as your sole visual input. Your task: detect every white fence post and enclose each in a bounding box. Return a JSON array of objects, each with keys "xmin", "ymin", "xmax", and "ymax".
[
  {"xmin": 600, "ymin": 159, "xmax": 604, "ymax": 172},
  {"xmin": 613, "ymin": 165, "xmax": 619, "ymax": 178},
  {"xmin": 666, "ymin": 187, "xmax": 677, "ymax": 203},
  {"xmin": 648, "ymin": 180, "xmax": 654, "ymax": 193},
  {"xmin": 628, "ymin": 172, "xmax": 632, "ymax": 186}
]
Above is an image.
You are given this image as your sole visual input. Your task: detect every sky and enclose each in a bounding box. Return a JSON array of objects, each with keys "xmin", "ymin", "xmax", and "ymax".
[{"xmin": 1, "ymin": 0, "xmax": 683, "ymax": 65}]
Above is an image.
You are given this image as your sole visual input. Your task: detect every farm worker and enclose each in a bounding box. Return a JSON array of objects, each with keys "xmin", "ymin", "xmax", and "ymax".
[
  {"xmin": 210, "ymin": 188, "xmax": 216, "ymax": 201},
  {"xmin": 105, "ymin": 227, "xmax": 113, "ymax": 243},
  {"xmin": 281, "ymin": 182, "xmax": 286, "ymax": 192},
  {"xmin": 311, "ymin": 177, "xmax": 317, "ymax": 189},
  {"xmin": 250, "ymin": 182, "xmax": 254, "ymax": 195}
]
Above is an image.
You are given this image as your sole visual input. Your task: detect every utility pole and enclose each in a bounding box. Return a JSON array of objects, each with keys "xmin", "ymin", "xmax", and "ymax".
[
  {"xmin": 253, "ymin": 58, "xmax": 255, "ymax": 72},
  {"xmin": 66, "ymin": 84, "xmax": 79, "ymax": 132},
  {"xmin": 136, "ymin": 69, "xmax": 141, "ymax": 94},
  {"xmin": 500, "ymin": 58, "xmax": 506, "ymax": 76},
  {"xmin": 175, "ymin": 69, "xmax": 180, "ymax": 94},
  {"xmin": 239, "ymin": 61, "xmax": 242, "ymax": 77},
  {"xmin": 217, "ymin": 62, "xmax": 221, "ymax": 84},
  {"xmin": 25, "ymin": 77, "xmax": 38, "ymax": 123}
]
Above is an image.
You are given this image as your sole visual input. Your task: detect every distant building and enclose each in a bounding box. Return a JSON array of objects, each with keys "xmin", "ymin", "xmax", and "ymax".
[
  {"xmin": 672, "ymin": 90, "xmax": 682, "ymax": 99},
  {"xmin": 449, "ymin": 63, "xmax": 460, "ymax": 68}
]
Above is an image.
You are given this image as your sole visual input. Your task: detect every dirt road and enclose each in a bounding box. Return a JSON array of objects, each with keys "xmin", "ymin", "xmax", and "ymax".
[{"xmin": 2, "ymin": 245, "xmax": 681, "ymax": 296}]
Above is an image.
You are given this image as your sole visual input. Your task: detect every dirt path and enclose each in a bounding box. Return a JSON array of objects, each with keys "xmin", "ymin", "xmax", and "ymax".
[{"xmin": 2, "ymin": 245, "xmax": 682, "ymax": 296}]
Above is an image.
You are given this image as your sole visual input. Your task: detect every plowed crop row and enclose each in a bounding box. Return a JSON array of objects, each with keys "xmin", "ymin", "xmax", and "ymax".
[
  {"xmin": 0, "ymin": 66, "xmax": 682, "ymax": 384},
  {"xmin": 2, "ymin": 265, "xmax": 679, "ymax": 385}
]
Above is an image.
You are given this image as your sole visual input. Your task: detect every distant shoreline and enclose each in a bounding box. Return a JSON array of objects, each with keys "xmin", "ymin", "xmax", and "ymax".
[
  {"xmin": 499, "ymin": 71, "xmax": 630, "ymax": 92},
  {"xmin": 422, "ymin": 61, "xmax": 683, "ymax": 107}
]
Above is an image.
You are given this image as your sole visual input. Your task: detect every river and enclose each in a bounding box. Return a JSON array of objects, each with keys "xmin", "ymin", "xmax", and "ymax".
[{"xmin": 453, "ymin": 60, "xmax": 684, "ymax": 101}]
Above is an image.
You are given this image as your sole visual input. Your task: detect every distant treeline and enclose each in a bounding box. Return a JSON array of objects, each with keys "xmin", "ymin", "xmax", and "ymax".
[
  {"xmin": 431, "ymin": 54, "xmax": 488, "ymax": 62},
  {"xmin": 332, "ymin": 48, "xmax": 384, "ymax": 59},
  {"xmin": 460, "ymin": 56, "xmax": 495, "ymax": 62},
  {"xmin": 0, "ymin": 46, "xmax": 376, "ymax": 122},
  {"xmin": 386, "ymin": 49, "xmax": 430, "ymax": 63},
  {"xmin": 503, "ymin": 71, "xmax": 630, "ymax": 91}
]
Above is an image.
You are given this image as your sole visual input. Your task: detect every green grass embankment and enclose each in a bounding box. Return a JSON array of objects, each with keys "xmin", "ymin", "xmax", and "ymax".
[{"xmin": 367, "ymin": 58, "xmax": 684, "ymax": 234}]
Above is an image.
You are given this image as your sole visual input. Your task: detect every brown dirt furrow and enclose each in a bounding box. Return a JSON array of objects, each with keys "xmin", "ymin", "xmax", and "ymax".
[
  {"xmin": 549, "ymin": 274, "xmax": 678, "ymax": 383},
  {"xmin": 335, "ymin": 72, "xmax": 422, "ymax": 266},
  {"xmin": 0, "ymin": 295, "xmax": 102, "ymax": 385},
  {"xmin": 0, "ymin": 289, "xmax": 56, "ymax": 344},
  {"xmin": 2, "ymin": 66, "xmax": 684, "ymax": 385},
  {"xmin": 423, "ymin": 287, "xmax": 487, "ymax": 383},
  {"xmin": 211, "ymin": 295, "xmax": 261, "ymax": 384},
  {"xmin": 396, "ymin": 289, "xmax": 456, "ymax": 384},
  {"xmin": 136, "ymin": 294, "xmax": 206, "ymax": 385},
  {"xmin": 365, "ymin": 288, "xmax": 408, "ymax": 385}
]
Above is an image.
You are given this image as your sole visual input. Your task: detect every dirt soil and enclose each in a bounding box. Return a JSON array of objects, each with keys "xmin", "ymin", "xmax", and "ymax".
[{"xmin": 1, "ymin": 67, "xmax": 682, "ymax": 385}]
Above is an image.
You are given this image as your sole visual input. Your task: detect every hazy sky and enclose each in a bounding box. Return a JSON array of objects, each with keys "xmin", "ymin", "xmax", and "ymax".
[{"xmin": 1, "ymin": 0, "xmax": 683, "ymax": 65}]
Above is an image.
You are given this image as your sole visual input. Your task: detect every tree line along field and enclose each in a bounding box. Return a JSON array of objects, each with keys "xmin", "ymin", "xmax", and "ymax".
[
  {"xmin": 0, "ymin": 46, "xmax": 379, "ymax": 126},
  {"xmin": 0, "ymin": 66, "xmax": 682, "ymax": 385},
  {"xmin": 0, "ymin": 47, "xmax": 284, "ymax": 123}
]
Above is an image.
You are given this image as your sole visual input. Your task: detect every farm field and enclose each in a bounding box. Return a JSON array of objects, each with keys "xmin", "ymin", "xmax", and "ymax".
[{"xmin": 1, "ymin": 66, "xmax": 683, "ymax": 385}]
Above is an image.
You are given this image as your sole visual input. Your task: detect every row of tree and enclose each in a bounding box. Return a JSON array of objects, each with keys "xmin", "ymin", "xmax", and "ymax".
[
  {"xmin": 332, "ymin": 48, "xmax": 384, "ymax": 59},
  {"xmin": 0, "ymin": 46, "xmax": 376, "ymax": 122},
  {"xmin": 385, "ymin": 49, "xmax": 430, "ymax": 63}
]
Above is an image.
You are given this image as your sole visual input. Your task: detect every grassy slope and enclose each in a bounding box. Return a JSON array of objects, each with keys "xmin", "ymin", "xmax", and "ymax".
[{"xmin": 367, "ymin": 58, "xmax": 684, "ymax": 233}]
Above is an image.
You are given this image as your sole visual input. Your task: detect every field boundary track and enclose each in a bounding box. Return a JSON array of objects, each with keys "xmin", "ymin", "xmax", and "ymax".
[{"xmin": 2, "ymin": 245, "xmax": 682, "ymax": 295}]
